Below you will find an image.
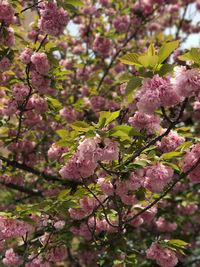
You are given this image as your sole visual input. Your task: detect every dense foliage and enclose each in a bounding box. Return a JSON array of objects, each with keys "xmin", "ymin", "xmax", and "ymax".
[{"xmin": 0, "ymin": 0, "xmax": 200, "ymax": 266}]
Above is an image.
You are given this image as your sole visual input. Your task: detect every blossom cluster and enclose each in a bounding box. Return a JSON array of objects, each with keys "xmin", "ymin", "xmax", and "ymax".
[{"xmin": 0, "ymin": 0, "xmax": 200, "ymax": 266}]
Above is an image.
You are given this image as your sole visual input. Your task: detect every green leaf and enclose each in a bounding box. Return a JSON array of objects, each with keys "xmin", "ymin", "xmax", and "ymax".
[
  {"xmin": 138, "ymin": 54, "xmax": 159, "ymax": 68},
  {"xmin": 58, "ymin": 189, "xmax": 71, "ymax": 201},
  {"xmin": 0, "ymin": 127, "xmax": 9, "ymax": 135},
  {"xmin": 158, "ymin": 40, "xmax": 179, "ymax": 64},
  {"xmin": 135, "ymin": 187, "xmax": 146, "ymax": 201},
  {"xmin": 66, "ymin": 0, "xmax": 84, "ymax": 7},
  {"xmin": 47, "ymin": 97, "xmax": 62, "ymax": 109},
  {"xmin": 162, "ymin": 162, "xmax": 180, "ymax": 172},
  {"xmin": 109, "ymin": 125, "xmax": 142, "ymax": 137},
  {"xmin": 0, "ymin": 86, "xmax": 11, "ymax": 92},
  {"xmin": 125, "ymin": 77, "xmax": 142, "ymax": 95},
  {"xmin": 95, "ymin": 111, "xmax": 120, "ymax": 128},
  {"xmin": 117, "ymin": 73, "xmax": 133, "ymax": 84},
  {"xmin": 105, "ymin": 110, "xmax": 120, "ymax": 126},
  {"xmin": 147, "ymin": 43, "xmax": 156, "ymax": 56},
  {"xmin": 119, "ymin": 53, "xmax": 141, "ymax": 66},
  {"xmin": 175, "ymin": 141, "xmax": 192, "ymax": 152},
  {"xmin": 178, "ymin": 48, "xmax": 200, "ymax": 65},
  {"xmin": 157, "ymin": 64, "xmax": 174, "ymax": 76},
  {"xmin": 56, "ymin": 129, "xmax": 69, "ymax": 139},
  {"xmin": 70, "ymin": 121, "xmax": 92, "ymax": 132},
  {"xmin": 132, "ymin": 159, "xmax": 149, "ymax": 168},
  {"xmin": 161, "ymin": 151, "xmax": 183, "ymax": 160},
  {"xmin": 167, "ymin": 239, "xmax": 188, "ymax": 248}
]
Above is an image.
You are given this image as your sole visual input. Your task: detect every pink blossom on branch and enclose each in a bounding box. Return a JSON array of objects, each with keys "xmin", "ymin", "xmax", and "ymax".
[
  {"xmin": 39, "ymin": 2, "xmax": 69, "ymax": 36},
  {"xmin": 146, "ymin": 242, "xmax": 178, "ymax": 267}
]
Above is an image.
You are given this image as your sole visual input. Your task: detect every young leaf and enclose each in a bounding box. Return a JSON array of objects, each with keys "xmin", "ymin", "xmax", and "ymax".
[
  {"xmin": 138, "ymin": 54, "xmax": 159, "ymax": 68},
  {"xmin": 167, "ymin": 239, "xmax": 188, "ymax": 248},
  {"xmin": 157, "ymin": 63, "xmax": 174, "ymax": 76},
  {"xmin": 178, "ymin": 48, "xmax": 200, "ymax": 65},
  {"xmin": 70, "ymin": 121, "xmax": 92, "ymax": 132},
  {"xmin": 65, "ymin": 0, "xmax": 84, "ymax": 7},
  {"xmin": 95, "ymin": 111, "xmax": 120, "ymax": 128},
  {"xmin": 147, "ymin": 43, "xmax": 156, "ymax": 56},
  {"xmin": 109, "ymin": 125, "xmax": 142, "ymax": 137},
  {"xmin": 161, "ymin": 151, "xmax": 183, "ymax": 160},
  {"xmin": 119, "ymin": 53, "xmax": 141, "ymax": 66},
  {"xmin": 47, "ymin": 97, "xmax": 62, "ymax": 109},
  {"xmin": 157, "ymin": 40, "xmax": 179, "ymax": 64},
  {"xmin": 125, "ymin": 77, "xmax": 142, "ymax": 95},
  {"xmin": 105, "ymin": 110, "xmax": 120, "ymax": 126}
]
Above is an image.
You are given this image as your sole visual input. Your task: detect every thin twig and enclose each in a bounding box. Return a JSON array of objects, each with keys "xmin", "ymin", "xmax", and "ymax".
[{"xmin": 124, "ymin": 156, "xmax": 200, "ymax": 224}]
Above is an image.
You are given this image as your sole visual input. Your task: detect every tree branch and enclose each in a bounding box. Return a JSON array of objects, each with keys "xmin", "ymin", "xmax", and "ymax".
[
  {"xmin": 0, "ymin": 181, "xmax": 42, "ymax": 196},
  {"xmin": 0, "ymin": 155, "xmax": 79, "ymax": 188},
  {"xmin": 124, "ymin": 156, "xmax": 200, "ymax": 224}
]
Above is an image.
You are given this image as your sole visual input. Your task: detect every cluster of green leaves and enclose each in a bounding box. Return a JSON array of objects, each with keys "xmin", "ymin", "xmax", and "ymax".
[{"xmin": 119, "ymin": 41, "xmax": 179, "ymax": 96}]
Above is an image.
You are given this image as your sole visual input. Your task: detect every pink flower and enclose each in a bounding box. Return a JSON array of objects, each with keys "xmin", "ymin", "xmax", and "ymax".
[
  {"xmin": 31, "ymin": 52, "xmax": 50, "ymax": 75},
  {"xmin": 133, "ymin": 0, "xmax": 153, "ymax": 15},
  {"xmin": 46, "ymin": 245, "xmax": 67, "ymax": 262},
  {"xmin": 113, "ymin": 15, "xmax": 130, "ymax": 32},
  {"xmin": 78, "ymin": 138, "xmax": 100, "ymax": 161},
  {"xmin": 31, "ymin": 71, "xmax": 51, "ymax": 93},
  {"xmin": 100, "ymin": 0, "xmax": 110, "ymax": 6},
  {"xmin": 27, "ymin": 95, "xmax": 48, "ymax": 113},
  {"xmin": 12, "ymin": 83, "xmax": 29, "ymax": 102},
  {"xmin": 0, "ymin": 216, "xmax": 33, "ymax": 239},
  {"xmin": 0, "ymin": 1, "xmax": 15, "ymax": 25},
  {"xmin": 78, "ymin": 137, "xmax": 119, "ymax": 162},
  {"xmin": 83, "ymin": 6, "xmax": 97, "ymax": 15},
  {"xmin": 20, "ymin": 48, "xmax": 33, "ymax": 64},
  {"xmin": 157, "ymin": 130, "xmax": 185, "ymax": 152},
  {"xmin": 136, "ymin": 75, "xmax": 181, "ymax": 114},
  {"xmin": 0, "ymin": 57, "xmax": 11, "ymax": 71},
  {"xmin": 3, "ymin": 248, "xmax": 22, "ymax": 266},
  {"xmin": 59, "ymin": 107, "xmax": 82, "ymax": 123},
  {"xmin": 129, "ymin": 112, "xmax": 161, "ymax": 134},
  {"xmin": 182, "ymin": 144, "xmax": 200, "ymax": 182},
  {"xmin": 197, "ymin": 0, "xmax": 200, "ymax": 10},
  {"xmin": 48, "ymin": 143, "xmax": 68, "ymax": 160},
  {"xmin": 144, "ymin": 163, "xmax": 174, "ymax": 193},
  {"xmin": 59, "ymin": 154, "xmax": 97, "ymax": 180},
  {"xmin": 98, "ymin": 138, "xmax": 119, "ymax": 161},
  {"xmin": 70, "ymin": 223, "xmax": 92, "ymax": 240},
  {"xmin": 0, "ymin": 27, "xmax": 15, "ymax": 47},
  {"xmin": 127, "ymin": 214, "xmax": 144, "ymax": 227},
  {"xmin": 146, "ymin": 242, "xmax": 178, "ymax": 267},
  {"xmin": 39, "ymin": 2, "xmax": 69, "ymax": 36},
  {"xmin": 176, "ymin": 203, "xmax": 198, "ymax": 215},
  {"xmin": 172, "ymin": 66, "xmax": 200, "ymax": 97},
  {"xmin": 89, "ymin": 95, "xmax": 105, "ymax": 109},
  {"xmin": 54, "ymin": 220, "xmax": 65, "ymax": 230},
  {"xmin": 26, "ymin": 257, "xmax": 50, "ymax": 267},
  {"xmin": 97, "ymin": 177, "xmax": 114, "ymax": 196},
  {"xmin": 155, "ymin": 217, "xmax": 177, "ymax": 232},
  {"xmin": 93, "ymin": 36, "xmax": 112, "ymax": 57},
  {"xmin": 80, "ymin": 197, "xmax": 97, "ymax": 212},
  {"xmin": 141, "ymin": 206, "xmax": 157, "ymax": 224}
]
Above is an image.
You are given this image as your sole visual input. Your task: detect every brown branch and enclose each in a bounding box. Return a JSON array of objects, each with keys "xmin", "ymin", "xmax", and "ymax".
[
  {"xmin": 175, "ymin": 4, "xmax": 188, "ymax": 39},
  {"xmin": 82, "ymin": 180, "xmax": 118, "ymax": 228},
  {"xmin": 96, "ymin": 7, "xmax": 159, "ymax": 92},
  {"xmin": 122, "ymin": 98, "xmax": 188, "ymax": 167},
  {"xmin": 0, "ymin": 181, "xmax": 42, "ymax": 196},
  {"xmin": 15, "ymin": 34, "xmax": 48, "ymax": 142},
  {"xmin": 15, "ymin": 0, "xmax": 44, "ymax": 15},
  {"xmin": 0, "ymin": 155, "xmax": 79, "ymax": 188},
  {"xmin": 161, "ymin": 106, "xmax": 173, "ymax": 124}
]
